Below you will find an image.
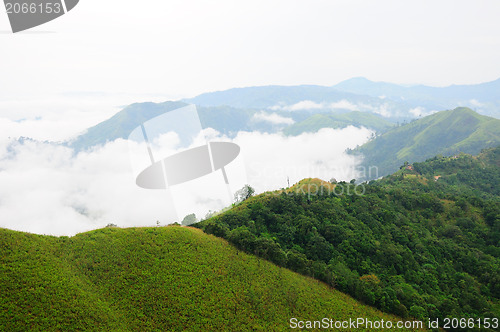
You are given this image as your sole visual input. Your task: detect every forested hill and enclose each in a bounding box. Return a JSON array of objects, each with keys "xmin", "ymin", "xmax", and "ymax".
[
  {"xmin": 0, "ymin": 226, "xmax": 404, "ymax": 331},
  {"xmin": 195, "ymin": 146, "xmax": 500, "ymax": 323},
  {"xmin": 353, "ymin": 107, "xmax": 500, "ymax": 179}
]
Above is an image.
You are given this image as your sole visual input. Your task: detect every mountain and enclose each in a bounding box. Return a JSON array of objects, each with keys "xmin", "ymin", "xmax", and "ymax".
[
  {"xmin": 185, "ymin": 78, "xmax": 500, "ymax": 120},
  {"xmin": 67, "ymin": 78, "xmax": 500, "ymax": 151},
  {"xmin": 185, "ymin": 85, "xmax": 412, "ymax": 119},
  {"xmin": 353, "ymin": 107, "xmax": 500, "ymax": 180},
  {"xmin": 195, "ymin": 147, "xmax": 500, "ymax": 322},
  {"xmin": 67, "ymin": 102, "xmax": 310, "ymax": 151},
  {"xmin": 0, "ymin": 226, "xmax": 404, "ymax": 331},
  {"xmin": 334, "ymin": 77, "xmax": 500, "ymax": 119},
  {"xmin": 68, "ymin": 101, "xmax": 393, "ymax": 151},
  {"xmin": 68, "ymin": 101, "xmax": 188, "ymax": 151},
  {"xmin": 283, "ymin": 111, "xmax": 394, "ymax": 135},
  {"xmin": 185, "ymin": 85, "xmax": 373, "ymax": 109}
]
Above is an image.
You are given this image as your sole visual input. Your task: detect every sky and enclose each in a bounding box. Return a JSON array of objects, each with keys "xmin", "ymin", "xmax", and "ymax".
[
  {"xmin": 1, "ymin": 0, "xmax": 500, "ymax": 104},
  {"xmin": 1, "ymin": 0, "xmax": 499, "ymax": 235}
]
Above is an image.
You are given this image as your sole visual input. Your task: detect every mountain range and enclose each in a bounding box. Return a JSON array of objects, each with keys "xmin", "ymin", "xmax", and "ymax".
[
  {"xmin": 335, "ymin": 77, "xmax": 500, "ymax": 117},
  {"xmin": 67, "ymin": 100, "xmax": 500, "ymax": 187},
  {"xmin": 68, "ymin": 101, "xmax": 392, "ymax": 151},
  {"xmin": 66, "ymin": 77, "xmax": 500, "ymax": 158},
  {"xmin": 185, "ymin": 77, "xmax": 500, "ymax": 119},
  {"xmin": 353, "ymin": 107, "xmax": 500, "ymax": 180}
]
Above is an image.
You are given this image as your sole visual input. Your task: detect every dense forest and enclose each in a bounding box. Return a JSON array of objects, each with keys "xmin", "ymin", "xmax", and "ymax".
[{"xmin": 195, "ymin": 146, "xmax": 500, "ymax": 322}]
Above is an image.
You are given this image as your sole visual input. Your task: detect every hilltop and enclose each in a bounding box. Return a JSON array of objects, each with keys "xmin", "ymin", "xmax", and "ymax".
[
  {"xmin": 0, "ymin": 226, "xmax": 407, "ymax": 331},
  {"xmin": 353, "ymin": 107, "xmax": 500, "ymax": 179}
]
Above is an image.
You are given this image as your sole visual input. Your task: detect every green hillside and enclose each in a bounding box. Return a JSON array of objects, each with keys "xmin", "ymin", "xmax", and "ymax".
[
  {"xmin": 353, "ymin": 107, "xmax": 500, "ymax": 179},
  {"xmin": 283, "ymin": 111, "xmax": 395, "ymax": 135},
  {"xmin": 68, "ymin": 101, "xmax": 188, "ymax": 151},
  {"xmin": 196, "ymin": 147, "xmax": 500, "ymax": 324},
  {"xmin": 0, "ymin": 226, "xmax": 409, "ymax": 331},
  {"xmin": 67, "ymin": 101, "xmax": 394, "ymax": 151}
]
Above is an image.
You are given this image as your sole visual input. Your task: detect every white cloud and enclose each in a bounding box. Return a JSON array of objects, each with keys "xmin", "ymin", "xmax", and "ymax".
[
  {"xmin": 270, "ymin": 100, "xmax": 324, "ymax": 111},
  {"xmin": 269, "ymin": 99, "xmax": 359, "ymax": 112},
  {"xmin": 0, "ymin": 93, "xmax": 172, "ymax": 142},
  {"xmin": 359, "ymin": 102, "xmax": 392, "ymax": 117},
  {"xmin": 468, "ymin": 99, "xmax": 484, "ymax": 108},
  {"xmin": 329, "ymin": 100, "xmax": 359, "ymax": 111},
  {"xmin": 409, "ymin": 106, "xmax": 426, "ymax": 117},
  {"xmin": 0, "ymin": 124, "xmax": 371, "ymax": 236},
  {"xmin": 252, "ymin": 111, "xmax": 295, "ymax": 125},
  {"xmin": 408, "ymin": 106, "xmax": 437, "ymax": 117},
  {"xmin": 1, "ymin": 0, "xmax": 499, "ymax": 98},
  {"xmin": 234, "ymin": 126, "xmax": 372, "ymax": 193}
]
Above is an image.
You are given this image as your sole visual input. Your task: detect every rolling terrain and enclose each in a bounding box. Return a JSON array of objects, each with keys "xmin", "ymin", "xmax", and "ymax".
[
  {"xmin": 0, "ymin": 226, "xmax": 408, "ymax": 331},
  {"xmin": 196, "ymin": 147, "xmax": 500, "ymax": 323},
  {"xmin": 353, "ymin": 107, "xmax": 500, "ymax": 179}
]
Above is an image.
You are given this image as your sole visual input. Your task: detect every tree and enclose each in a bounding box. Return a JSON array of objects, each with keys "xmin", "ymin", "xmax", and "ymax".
[
  {"xmin": 234, "ymin": 184, "xmax": 255, "ymax": 203},
  {"xmin": 181, "ymin": 213, "xmax": 197, "ymax": 226}
]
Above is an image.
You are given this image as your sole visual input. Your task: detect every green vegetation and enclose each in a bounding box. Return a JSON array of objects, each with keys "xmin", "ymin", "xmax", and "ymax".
[
  {"xmin": 196, "ymin": 146, "xmax": 500, "ymax": 323},
  {"xmin": 284, "ymin": 111, "xmax": 395, "ymax": 135},
  {"xmin": 353, "ymin": 107, "xmax": 500, "ymax": 179},
  {"xmin": 68, "ymin": 100, "xmax": 397, "ymax": 151},
  {"xmin": 0, "ymin": 226, "xmax": 408, "ymax": 331},
  {"xmin": 68, "ymin": 101, "xmax": 188, "ymax": 151}
]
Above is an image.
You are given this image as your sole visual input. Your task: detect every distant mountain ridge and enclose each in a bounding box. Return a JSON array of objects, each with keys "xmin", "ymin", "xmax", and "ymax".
[
  {"xmin": 353, "ymin": 107, "xmax": 500, "ymax": 180},
  {"xmin": 185, "ymin": 85, "xmax": 413, "ymax": 119},
  {"xmin": 185, "ymin": 85, "xmax": 376, "ymax": 109},
  {"xmin": 185, "ymin": 78, "xmax": 500, "ymax": 119},
  {"xmin": 68, "ymin": 102, "xmax": 393, "ymax": 151},
  {"xmin": 66, "ymin": 78, "xmax": 500, "ymax": 151},
  {"xmin": 335, "ymin": 77, "xmax": 500, "ymax": 103},
  {"xmin": 68, "ymin": 101, "xmax": 188, "ymax": 151},
  {"xmin": 334, "ymin": 77, "xmax": 500, "ymax": 118}
]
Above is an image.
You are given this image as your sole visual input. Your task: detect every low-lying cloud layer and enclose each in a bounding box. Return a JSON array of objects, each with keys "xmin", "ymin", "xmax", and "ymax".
[
  {"xmin": 251, "ymin": 111, "xmax": 295, "ymax": 125},
  {"xmin": 0, "ymin": 116, "xmax": 372, "ymax": 236},
  {"xmin": 268, "ymin": 99, "xmax": 398, "ymax": 117},
  {"xmin": 269, "ymin": 99, "xmax": 359, "ymax": 112}
]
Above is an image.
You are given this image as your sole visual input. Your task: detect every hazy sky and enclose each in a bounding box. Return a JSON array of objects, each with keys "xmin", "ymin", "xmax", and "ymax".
[{"xmin": 1, "ymin": 0, "xmax": 500, "ymax": 103}]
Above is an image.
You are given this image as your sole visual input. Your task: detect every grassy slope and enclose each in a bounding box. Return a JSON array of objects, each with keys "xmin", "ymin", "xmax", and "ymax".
[
  {"xmin": 284, "ymin": 111, "xmax": 394, "ymax": 135},
  {"xmin": 68, "ymin": 101, "xmax": 188, "ymax": 151},
  {"xmin": 354, "ymin": 107, "xmax": 500, "ymax": 179},
  {"xmin": 0, "ymin": 226, "xmax": 410, "ymax": 331}
]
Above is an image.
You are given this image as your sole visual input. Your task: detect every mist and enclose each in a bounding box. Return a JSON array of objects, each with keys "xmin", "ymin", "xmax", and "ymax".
[{"xmin": 0, "ymin": 119, "xmax": 372, "ymax": 236}]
